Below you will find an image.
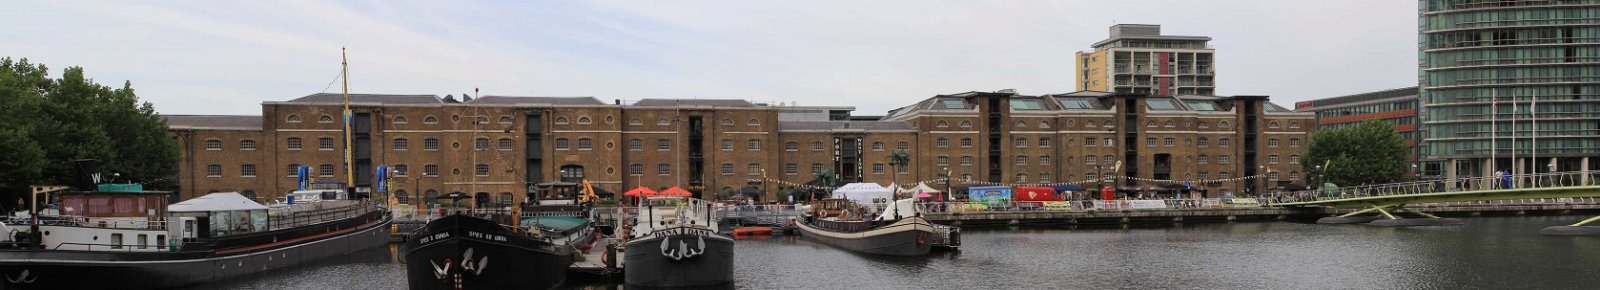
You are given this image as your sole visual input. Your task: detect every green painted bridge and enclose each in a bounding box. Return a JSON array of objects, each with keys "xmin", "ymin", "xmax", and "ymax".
[{"xmin": 1268, "ymin": 171, "xmax": 1600, "ymax": 229}]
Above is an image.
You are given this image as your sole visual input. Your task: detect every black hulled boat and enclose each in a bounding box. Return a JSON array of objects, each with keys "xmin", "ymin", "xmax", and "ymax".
[
  {"xmin": 796, "ymin": 198, "xmax": 938, "ymax": 256},
  {"xmin": 623, "ymin": 196, "xmax": 734, "ymax": 287},
  {"xmin": 404, "ymin": 205, "xmax": 593, "ymax": 290}
]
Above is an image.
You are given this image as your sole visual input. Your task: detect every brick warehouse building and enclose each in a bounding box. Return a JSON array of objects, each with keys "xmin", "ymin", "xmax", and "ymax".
[{"xmin": 165, "ymin": 91, "xmax": 1313, "ymax": 207}]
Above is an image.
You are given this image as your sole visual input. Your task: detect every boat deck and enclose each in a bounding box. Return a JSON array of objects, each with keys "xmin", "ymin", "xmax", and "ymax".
[{"xmin": 570, "ymin": 236, "xmax": 624, "ymax": 276}]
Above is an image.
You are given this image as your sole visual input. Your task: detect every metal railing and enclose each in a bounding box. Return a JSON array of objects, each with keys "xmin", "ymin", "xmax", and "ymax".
[
  {"xmin": 52, "ymin": 242, "xmax": 175, "ymax": 252},
  {"xmin": 1268, "ymin": 170, "xmax": 1600, "ymax": 204},
  {"xmin": 268, "ymin": 201, "xmax": 381, "ymax": 231}
]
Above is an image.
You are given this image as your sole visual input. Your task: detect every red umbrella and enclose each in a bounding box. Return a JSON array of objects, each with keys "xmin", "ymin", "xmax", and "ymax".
[
  {"xmin": 623, "ymin": 186, "xmax": 658, "ymax": 197},
  {"xmin": 659, "ymin": 186, "xmax": 692, "ymax": 197}
]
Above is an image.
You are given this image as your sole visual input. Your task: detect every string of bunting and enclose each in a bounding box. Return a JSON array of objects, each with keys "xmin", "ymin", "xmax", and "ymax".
[
  {"xmin": 949, "ymin": 172, "xmax": 1272, "ymax": 188},
  {"xmin": 757, "ymin": 175, "xmax": 957, "ymax": 191}
]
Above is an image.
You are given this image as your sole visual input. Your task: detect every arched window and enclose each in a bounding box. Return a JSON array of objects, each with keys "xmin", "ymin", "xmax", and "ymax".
[
  {"xmin": 578, "ymin": 117, "xmax": 592, "ymax": 124},
  {"xmin": 395, "ymin": 190, "xmax": 409, "ymax": 204},
  {"xmin": 286, "ymin": 115, "xmax": 301, "ymax": 123},
  {"xmin": 1269, "ymin": 122, "xmax": 1280, "ymax": 129},
  {"xmin": 936, "ymin": 120, "xmax": 949, "ymax": 128},
  {"xmin": 319, "ymin": 115, "xmax": 334, "ymax": 123},
  {"xmin": 424, "ymin": 190, "xmax": 438, "ymax": 204},
  {"xmin": 1197, "ymin": 121, "xmax": 1208, "ymax": 128},
  {"xmin": 475, "ymin": 116, "xmax": 488, "ymax": 124},
  {"xmin": 1290, "ymin": 122, "xmax": 1301, "ymax": 129},
  {"xmin": 1015, "ymin": 121, "xmax": 1027, "ymax": 128},
  {"xmin": 1164, "ymin": 120, "xmax": 1174, "ymax": 127},
  {"xmin": 555, "ymin": 117, "xmax": 570, "ymax": 124},
  {"xmin": 1085, "ymin": 121, "xmax": 1096, "ymax": 128},
  {"xmin": 1039, "ymin": 121, "xmax": 1051, "ymax": 129},
  {"xmin": 657, "ymin": 118, "xmax": 669, "ymax": 126},
  {"xmin": 748, "ymin": 119, "xmax": 760, "ymax": 126},
  {"xmin": 721, "ymin": 119, "xmax": 733, "ymax": 126},
  {"xmin": 424, "ymin": 116, "xmax": 439, "ymax": 124},
  {"xmin": 393, "ymin": 116, "xmax": 408, "ymax": 124},
  {"xmin": 1219, "ymin": 121, "xmax": 1230, "ymax": 129},
  {"xmin": 1146, "ymin": 121, "xmax": 1156, "ymax": 127},
  {"xmin": 960, "ymin": 121, "xmax": 972, "ymax": 128},
  {"xmin": 629, "ymin": 118, "xmax": 642, "ymax": 126},
  {"xmin": 499, "ymin": 116, "xmax": 512, "ymax": 124}
]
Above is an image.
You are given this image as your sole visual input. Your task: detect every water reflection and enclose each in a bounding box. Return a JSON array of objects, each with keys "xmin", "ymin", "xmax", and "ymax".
[{"xmin": 208, "ymin": 217, "xmax": 1600, "ymax": 289}]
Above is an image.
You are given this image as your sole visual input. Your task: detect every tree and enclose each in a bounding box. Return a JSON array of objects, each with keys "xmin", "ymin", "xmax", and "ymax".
[
  {"xmin": 1303, "ymin": 119, "xmax": 1409, "ymax": 186},
  {"xmin": 886, "ymin": 149, "xmax": 910, "ymax": 197},
  {"xmin": 0, "ymin": 57, "xmax": 181, "ymax": 200}
]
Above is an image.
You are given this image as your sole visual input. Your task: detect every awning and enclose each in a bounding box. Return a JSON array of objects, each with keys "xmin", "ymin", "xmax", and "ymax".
[
  {"xmin": 658, "ymin": 186, "xmax": 692, "ymax": 197},
  {"xmin": 623, "ymin": 186, "xmax": 658, "ymax": 197},
  {"xmin": 169, "ymin": 192, "xmax": 267, "ymax": 212},
  {"xmin": 1047, "ymin": 184, "xmax": 1086, "ymax": 192}
]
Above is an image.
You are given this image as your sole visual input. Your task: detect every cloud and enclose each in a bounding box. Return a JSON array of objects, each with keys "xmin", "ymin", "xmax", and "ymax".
[{"xmin": 0, "ymin": 0, "xmax": 1417, "ymax": 115}]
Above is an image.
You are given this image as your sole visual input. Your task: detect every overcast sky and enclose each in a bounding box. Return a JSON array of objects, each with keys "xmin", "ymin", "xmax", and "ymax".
[{"xmin": 3, "ymin": 1, "xmax": 1417, "ymax": 116}]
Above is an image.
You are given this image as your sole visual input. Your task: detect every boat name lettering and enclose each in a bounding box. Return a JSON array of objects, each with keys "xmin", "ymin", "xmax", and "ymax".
[
  {"xmin": 468, "ymin": 231, "xmax": 507, "ymax": 242},
  {"xmin": 650, "ymin": 227, "xmax": 715, "ymax": 239},
  {"xmin": 418, "ymin": 232, "xmax": 450, "ymax": 244}
]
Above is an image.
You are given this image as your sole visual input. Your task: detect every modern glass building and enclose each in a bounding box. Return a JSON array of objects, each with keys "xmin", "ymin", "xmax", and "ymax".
[{"xmin": 1418, "ymin": 0, "xmax": 1600, "ymax": 181}]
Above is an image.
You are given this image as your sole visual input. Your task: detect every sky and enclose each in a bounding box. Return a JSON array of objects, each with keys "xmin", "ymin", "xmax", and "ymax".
[{"xmin": 1, "ymin": 1, "xmax": 1419, "ymax": 116}]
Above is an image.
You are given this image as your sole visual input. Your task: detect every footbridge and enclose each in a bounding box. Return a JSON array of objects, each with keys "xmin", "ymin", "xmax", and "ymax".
[{"xmin": 1271, "ymin": 171, "xmax": 1600, "ymax": 232}]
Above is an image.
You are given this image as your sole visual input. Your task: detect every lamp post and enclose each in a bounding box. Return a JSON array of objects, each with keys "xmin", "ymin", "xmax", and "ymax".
[
  {"xmin": 1258, "ymin": 165, "xmax": 1267, "ymax": 197},
  {"xmin": 1095, "ymin": 165, "xmax": 1104, "ymax": 193}
]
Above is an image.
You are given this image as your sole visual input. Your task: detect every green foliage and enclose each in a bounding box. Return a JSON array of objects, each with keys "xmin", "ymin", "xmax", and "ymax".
[
  {"xmin": 1303, "ymin": 119, "xmax": 1409, "ymax": 186},
  {"xmin": 0, "ymin": 57, "xmax": 181, "ymax": 196}
]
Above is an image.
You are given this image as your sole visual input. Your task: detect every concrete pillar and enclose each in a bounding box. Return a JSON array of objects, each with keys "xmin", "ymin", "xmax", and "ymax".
[
  {"xmin": 1514, "ymin": 157, "xmax": 1525, "ymax": 188},
  {"xmin": 1445, "ymin": 159, "xmax": 1458, "ymax": 190},
  {"xmin": 1583, "ymin": 157, "xmax": 1591, "ymax": 186},
  {"xmin": 1483, "ymin": 158, "xmax": 1495, "ymax": 190}
]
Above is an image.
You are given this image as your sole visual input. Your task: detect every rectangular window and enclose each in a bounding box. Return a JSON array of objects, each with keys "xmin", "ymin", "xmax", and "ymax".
[
  {"xmin": 1085, "ymin": 138, "xmax": 1096, "ymax": 147},
  {"xmin": 873, "ymin": 164, "xmax": 885, "ymax": 174},
  {"xmin": 425, "ymin": 165, "xmax": 439, "ymax": 176},
  {"xmin": 722, "ymin": 164, "xmax": 734, "ymax": 175},
  {"xmin": 394, "ymin": 139, "xmax": 408, "ymax": 150},
  {"xmin": 425, "ymin": 139, "xmax": 439, "ymax": 150},
  {"xmin": 658, "ymin": 164, "xmax": 672, "ymax": 175},
  {"xmin": 785, "ymin": 164, "xmax": 798, "ymax": 175},
  {"xmin": 747, "ymin": 140, "xmax": 761, "ymax": 151},
  {"xmin": 722, "ymin": 140, "xmax": 734, "ymax": 151},
  {"xmin": 240, "ymin": 164, "xmax": 256, "ymax": 177},
  {"xmin": 748, "ymin": 164, "xmax": 761, "ymax": 175},
  {"xmin": 110, "ymin": 233, "xmax": 123, "ymax": 249},
  {"xmin": 658, "ymin": 140, "xmax": 671, "ymax": 150},
  {"xmin": 137, "ymin": 234, "xmax": 148, "ymax": 249},
  {"xmin": 319, "ymin": 138, "xmax": 334, "ymax": 150},
  {"xmin": 287, "ymin": 138, "xmax": 302, "ymax": 150}
]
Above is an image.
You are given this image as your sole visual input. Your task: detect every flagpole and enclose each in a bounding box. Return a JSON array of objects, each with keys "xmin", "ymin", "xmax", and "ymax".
[
  {"xmin": 1511, "ymin": 92, "xmax": 1518, "ymax": 186},
  {"xmin": 1489, "ymin": 90, "xmax": 1496, "ymax": 183},
  {"xmin": 1531, "ymin": 90, "xmax": 1538, "ymax": 184}
]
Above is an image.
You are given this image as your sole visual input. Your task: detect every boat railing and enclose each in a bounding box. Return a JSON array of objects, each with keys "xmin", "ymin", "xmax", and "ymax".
[
  {"xmin": 51, "ymin": 241, "xmax": 175, "ymax": 252},
  {"xmin": 8, "ymin": 215, "xmax": 171, "ymax": 230},
  {"xmin": 268, "ymin": 200, "xmax": 381, "ymax": 231}
]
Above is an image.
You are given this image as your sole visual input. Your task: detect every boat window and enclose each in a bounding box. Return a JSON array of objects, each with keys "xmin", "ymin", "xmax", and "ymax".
[
  {"xmin": 156, "ymin": 235, "xmax": 167, "ymax": 250},
  {"xmin": 111, "ymin": 233, "xmax": 123, "ymax": 249},
  {"xmin": 138, "ymin": 234, "xmax": 149, "ymax": 249}
]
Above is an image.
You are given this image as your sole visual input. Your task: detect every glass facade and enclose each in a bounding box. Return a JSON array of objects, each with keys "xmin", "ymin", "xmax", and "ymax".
[{"xmin": 1419, "ymin": 0, "xmax": 1600, "ymax": 166}]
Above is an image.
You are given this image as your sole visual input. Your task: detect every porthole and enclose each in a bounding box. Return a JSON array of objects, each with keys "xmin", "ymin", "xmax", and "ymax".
[
  {"xmin": 452, "ymin": 142, "xmax": 461, "ymax": 149},
  {"xmin": 606, "ymin": 116, "xmax": 615, "ymax": 124},
  {"xmin": 451, "ymin": 115, "xmax": 461, "ymax": 122},
  {"xmin": 605, "ymin": 142, "xmax": 615, "ymax": 150},
  {"xmin": 606, "ymin": 167, "xmax": 616, "ymax": 174},
  {"xmin": 452, "ymin": 168, "xmax": 462, "ymax": 175}
]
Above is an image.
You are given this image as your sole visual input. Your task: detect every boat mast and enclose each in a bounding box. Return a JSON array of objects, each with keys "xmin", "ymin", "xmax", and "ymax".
[{"xmin": 342, "ymin": 48, "xmax": 354, "ymax": 194}]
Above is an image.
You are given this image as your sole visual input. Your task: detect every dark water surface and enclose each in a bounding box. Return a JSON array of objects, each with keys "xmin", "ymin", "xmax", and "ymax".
[{"xmin": 203, "ymin": 216, "xmax": 1600, "ymax": 289}]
